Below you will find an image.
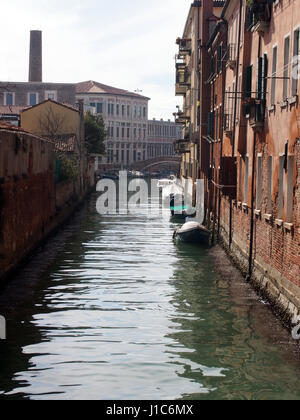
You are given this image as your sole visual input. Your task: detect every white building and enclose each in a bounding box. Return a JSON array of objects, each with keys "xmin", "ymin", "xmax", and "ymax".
[
  {"xmin": 76, "ymin": 81, "xmax": 150, "ymax": 167},
  {"xmin": 147, "ymin": 119, "xmax": 182, "ymax": 158}
]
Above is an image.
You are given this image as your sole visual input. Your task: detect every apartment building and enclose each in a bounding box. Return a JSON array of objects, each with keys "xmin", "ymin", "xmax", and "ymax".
[
  {"xmin": 147, "ymin": 118, "xmax": 182, "ymax": 159},
  {"xmin": 174, "ymin": 0, "xmax": 225, "ymax": 201},
  {"xmin": 76, "ymin": 80, "xmax": 150, "ymax": 167},
  {"xmin": 175, "ymin": 0, "xmax": 300, "ymax": 319}
]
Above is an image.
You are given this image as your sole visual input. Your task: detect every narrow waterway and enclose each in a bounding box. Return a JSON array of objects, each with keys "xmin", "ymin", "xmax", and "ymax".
[{"xmin": 0, "ymin": 192, "xmax": 299, "ymax": 400}]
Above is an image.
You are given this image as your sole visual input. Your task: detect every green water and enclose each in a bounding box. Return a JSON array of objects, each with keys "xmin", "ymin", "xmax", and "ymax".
[{"xmin": 0, "ymin": 193, "xmax": 299, "ymax": 400}]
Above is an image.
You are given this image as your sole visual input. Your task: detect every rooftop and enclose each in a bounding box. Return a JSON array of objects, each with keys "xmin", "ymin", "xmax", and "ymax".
[{"xmin": 76, "ymin": 80, "xmax": 150, "ymax": 100}]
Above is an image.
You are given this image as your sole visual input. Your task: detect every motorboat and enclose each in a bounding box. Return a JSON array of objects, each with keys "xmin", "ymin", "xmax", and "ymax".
[
  {"xmin": 157, "ymin": 175, "xmax": 177, "ymax": 189},
  {"xmin": 173, "ymin": 221, "xmax": 210, "ymax": 245},
  {"xmin": 170, "ymin": 194, "xmax": 196, "ymax": 219}
]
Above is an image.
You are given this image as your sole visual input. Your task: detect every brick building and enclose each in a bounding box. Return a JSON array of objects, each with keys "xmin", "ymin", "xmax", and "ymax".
[{"xmin": 175, "ymin": 0, "xmax": 300, "ymax": 319}]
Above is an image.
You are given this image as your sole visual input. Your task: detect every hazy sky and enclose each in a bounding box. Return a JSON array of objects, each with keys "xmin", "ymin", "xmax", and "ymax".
[{"xmin": 0, "ymin": 0, "xmax": 190, "ymax": 119}]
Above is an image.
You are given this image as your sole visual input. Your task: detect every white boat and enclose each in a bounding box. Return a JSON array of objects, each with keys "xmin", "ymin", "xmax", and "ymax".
[
  {"xmin": 157, "ymin": 175, "xmax": 177, "ymax": 189},
  {"xmin": 173, "ymin": 221, "xmax": 210, "ymax": 245}
]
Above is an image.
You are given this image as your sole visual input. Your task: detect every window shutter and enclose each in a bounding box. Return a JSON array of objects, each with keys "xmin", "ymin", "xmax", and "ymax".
[
  {"xmin": 243, "ymin": 66, "xmax": 252, "ymax": 98},
  {"xmin": 256, "ymin": 57, "xmax": 264, "ymax": 99}
]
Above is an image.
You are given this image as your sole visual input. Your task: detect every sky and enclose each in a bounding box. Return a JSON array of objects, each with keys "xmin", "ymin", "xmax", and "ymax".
[{"xmin": 0, "ymin": 0, "xmax": 191, "ymax": 120}]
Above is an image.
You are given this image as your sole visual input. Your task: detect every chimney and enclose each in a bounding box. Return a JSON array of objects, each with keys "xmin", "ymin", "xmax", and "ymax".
[{"xmin": 29, "ymin": 30, "xmax": 42, "ymax": 82}]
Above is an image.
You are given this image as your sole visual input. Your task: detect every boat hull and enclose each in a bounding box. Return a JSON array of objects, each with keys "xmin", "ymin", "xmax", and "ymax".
[{"xmin": 174, "ymin": 222, "xmax": 210, "ymax": 245}]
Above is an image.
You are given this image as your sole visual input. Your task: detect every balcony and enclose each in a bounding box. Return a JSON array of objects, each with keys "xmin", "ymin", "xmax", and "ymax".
[
  {"xmin": 176, "ymin": 38, "xmax": 192, "ymax": 55},
  {"xmin": 174, "ymin": 139, "xmax": 190, "ymax": 154},
  {"xmin": 246, "ymin": 1, "xmax": 271, "ymax": 35},
  {"xmin": 249, "ymin": 101, "xmax": 266, "ymax": 132},
  {"xmin": 175, "ymin": 60, "xmax": 191, "ymax": 97},
  {"xmin": 175, "ymin": 83, "xmax": 187, "ymax": 96},
  {"xmin": 223, "ymin": 113, "xmax": 234, "ymax": 137},
  {"xmin": 225, "ymin": 44, "xmax": 237, "ymax": 70}
]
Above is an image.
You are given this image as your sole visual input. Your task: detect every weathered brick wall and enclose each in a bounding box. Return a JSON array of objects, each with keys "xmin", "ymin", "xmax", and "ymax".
[
  {"xmin": 219, "ymin": 140, "xmax": 300, "ymax": 315},
  {"xmin": 55, "ymin": 181, "xmax": 75, "ymax": 209},
  {"xmin": 0, "ymin": 129, "xmax": 55, "ymax": 280}
]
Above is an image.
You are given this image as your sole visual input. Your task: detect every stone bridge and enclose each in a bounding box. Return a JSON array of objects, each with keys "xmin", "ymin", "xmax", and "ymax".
[{"xmin": 127, "ymin": 156, "xmax": 181, "ymax": 173}]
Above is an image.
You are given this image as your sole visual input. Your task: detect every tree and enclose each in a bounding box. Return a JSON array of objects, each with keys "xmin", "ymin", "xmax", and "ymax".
[{"xmin": 84, "ymin": 112, "xmax": 107, "ymax": 155}]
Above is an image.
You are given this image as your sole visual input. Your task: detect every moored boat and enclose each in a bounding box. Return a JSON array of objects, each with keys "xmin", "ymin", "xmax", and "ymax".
[{"xmin": 173, "ymin": 221, "xmax": 210, "ymax": 245}]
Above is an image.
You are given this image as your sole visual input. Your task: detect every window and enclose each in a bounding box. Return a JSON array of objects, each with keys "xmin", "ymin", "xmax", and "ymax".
[
  {"xmin": 278, "ymin": 154, "xmax": 285, "ymax": 219},
  {"xmin": 244, "ymin": 156, "xmax": 249, "ymax": 204},
  {"xmin": 122, "ymin": 105, "xmax": 125, "ymax": 116},
  {"xmin": 5, "ymin": 93, "xmax": 14, "ymax": 106},
  {"xmin": 29, "ymin": 93, "xmax": 38, "ymax": 106},
  {"xmin": 243, "ymin": 65, "xmax": 253, "ymax": 99},
  {"xmin": 127, "ymin": 128, "xmax": 130, "ymax": 138},
  {"xmin": 143, "ymin": 107, "xmax": 146, "ymax": 118},
  {"xmin": 108, "ymin": 103, "xmax": 114, "ymax": 116},
  {"xmin": 257, "ymin": 54, "xmax": 268, "ymax": 100},
  {"xmin": 292, "ymin": 28, "xmax": 300, "ymax": 96},
  {"xmin": 287, "ymin": 155, "xmax": 294, "ymax": 222},
  {"xmin": 45, "ymin": 91, "xmax": 57, "ymax": 101},
  {"xmin": 116, "ymin": 104, "xmax": 119, "ymax": 115},
  {"xmin": 267, "ymin": 156, "xmax": 273, "ymax": 214},
  {"xmin": 271, "ymin": 46, "xmax": 278, "ymax": 105},
  {"xmin": 256, "ymin": 155, "xmax": 262, "ymax": 210},
  {"xmin": 97, "ymin": 103, "xmax": 103, "ymax": 114},
  {"xmin": 283, "ymin": 36, "xmax": 290, "ymax": 101},
  {"xmin": 127, "ymin": 105, "xmax": 130, "ymax": 117}
]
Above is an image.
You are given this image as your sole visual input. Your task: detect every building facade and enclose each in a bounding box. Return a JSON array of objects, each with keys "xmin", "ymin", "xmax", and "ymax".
[
  {"xmin": 76, "ymin": 80, "xmax": 150, "ymax": 167},
  {"xmin": 175, "ymin": 0, "xmax": 300, "ymax": 320},
  {"xmin": 147, "ymin": 118, "xmax": 182, "ymax": 159},
  {"xmin": 174, "ymin": 0, "xmax": 225, "ymax": 201},
  {"xmin": 0, "ymin": 30, "xmax": 76, "ymax": 124}
]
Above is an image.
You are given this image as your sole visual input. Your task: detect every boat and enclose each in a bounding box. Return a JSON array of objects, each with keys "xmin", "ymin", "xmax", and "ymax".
[
  {"xmin": 170, "ymin": 194, "xmax": 196, "ymax": 219},
  {"xmin": 173, "ymin": 221, "xmax": 210, "ymax": 245},
  {"xmin": 157, "ymin": 175, "xmax": 177, "ymax": 189}
]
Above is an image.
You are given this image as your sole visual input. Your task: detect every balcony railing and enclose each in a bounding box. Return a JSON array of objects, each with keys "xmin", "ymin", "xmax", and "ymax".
[
  {"xmin": 175, "ymin": 83, "xmax": 187, "ymax": 96},
  {"xmin": 246, "ymin": 1, "xmax": 271, "ymax": 34},
  {"xmin": 249, "ymin": 102, "xmax": 266, "ymax": 132},
  {"xmin": 223, "ymin": 113, "xmax": 234, "ymax": 136},
  {"xmin": 174, "ymin": 139, "xmax": 190, "ymax": 154},
  {"xmin": 176, "ymin": 38, "xmax": 192, "ymax": 55},
  {"xmin": 176, "ymin": 63, "xmax": 191, "ymax": 86},
  {"xmin": 225, "ymin": 44, "xmax": 237, "ymax": 69}
]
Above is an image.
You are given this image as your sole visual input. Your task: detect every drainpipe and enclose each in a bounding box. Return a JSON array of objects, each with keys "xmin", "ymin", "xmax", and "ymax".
[
  {"xmin": 229, "ymin": 0, "xmax": 243, "ymax": 247},
  {"xmin": 218, "ymin": 17, "xmax": 228, "ymax": 239},
  {"xmin": 247, "ymin": 35, "xmax": 262, "ymax": 282},
  {"xmin": 247, "ymin": 130, "xmax": 257, "ymax": 281}
]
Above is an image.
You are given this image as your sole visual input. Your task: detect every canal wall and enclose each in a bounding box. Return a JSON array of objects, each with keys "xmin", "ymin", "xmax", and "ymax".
[
  {"xmin": 218, "ymin": 155, "xmax": 300, "ymax": 327},
  {"xmin": 0, "ymin": 127, "xmax": 92, "ymax": 284}
]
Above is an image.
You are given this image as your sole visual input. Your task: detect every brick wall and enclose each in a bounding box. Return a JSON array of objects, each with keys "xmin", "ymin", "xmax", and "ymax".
[
  {"xmin": 219, "ymin": 139, "xmax": 300, "ymax": 317},
  {"xmin": 0, "ymin": 129, "xmax": 55, "ymax": 280}
]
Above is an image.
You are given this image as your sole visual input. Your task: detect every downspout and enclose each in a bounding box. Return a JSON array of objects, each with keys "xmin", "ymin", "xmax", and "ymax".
[
  {"xmin": 218, "ymin": 17, "xmax": 228, "ymax": 239},
  {"xmin": 229, "ymin": 0, "xmax": 243, "ymax": 247},
  {"xmin": 247, "ymin": 35, "xmax": 262, "ymax": 282},
  {"xmin": 247, "ymin": 131, "xmax": 257, "ymax": 281}
]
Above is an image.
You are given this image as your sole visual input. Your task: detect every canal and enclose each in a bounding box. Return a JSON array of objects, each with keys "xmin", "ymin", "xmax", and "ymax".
[{"xmin": 0, "ymin": 192, "xmax": 299, "ymax": 400}]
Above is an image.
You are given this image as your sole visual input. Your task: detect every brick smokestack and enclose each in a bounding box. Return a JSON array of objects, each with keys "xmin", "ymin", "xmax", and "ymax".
[{"xmin": 29, "ymin": 30, "xmax": 42, "ymax": 82}]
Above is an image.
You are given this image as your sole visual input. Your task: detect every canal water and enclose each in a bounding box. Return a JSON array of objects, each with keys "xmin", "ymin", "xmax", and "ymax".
[{"xmin": 0, "ymin": 191, "xmax": 299, "ymax": 400}]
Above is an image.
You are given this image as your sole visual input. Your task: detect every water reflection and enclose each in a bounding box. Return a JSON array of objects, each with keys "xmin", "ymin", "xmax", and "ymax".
[{"xmin": 0, "ymin": 193, "xmax": 299, "ymax": 400}]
